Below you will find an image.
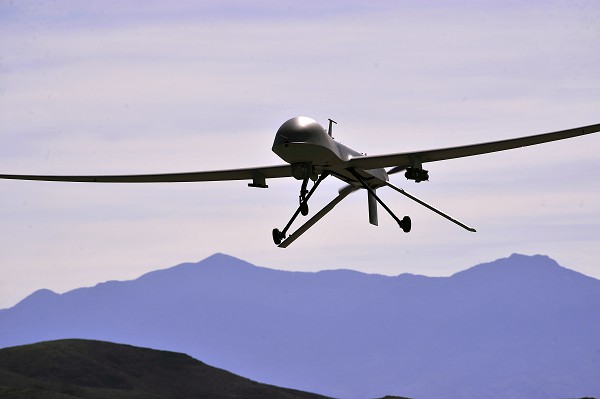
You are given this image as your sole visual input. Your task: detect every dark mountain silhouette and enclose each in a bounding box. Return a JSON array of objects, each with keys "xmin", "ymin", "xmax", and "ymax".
[
  {"xmin": 1, "ymin": 253, "xmax": 599, "ymax": 399},
  {"xmin": 0, "ymin": 339, "xmax": 331, "ymax": 399}
]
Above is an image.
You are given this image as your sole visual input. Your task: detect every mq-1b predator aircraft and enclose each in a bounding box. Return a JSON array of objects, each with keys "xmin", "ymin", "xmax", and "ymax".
[{"xmin": 1, "ymin": 116, "xmax": 599, "ymax": 247}]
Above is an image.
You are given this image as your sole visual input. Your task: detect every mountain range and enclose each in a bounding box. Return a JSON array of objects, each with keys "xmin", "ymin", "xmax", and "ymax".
[{"xmin": 1, "ymin": 253, "xmax": 599, "ymax": 399}]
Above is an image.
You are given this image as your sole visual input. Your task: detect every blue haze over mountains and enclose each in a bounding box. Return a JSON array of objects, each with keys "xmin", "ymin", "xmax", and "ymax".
[{"xmin": 1, "ymin": 253, "xmax": 599, "ymax": 399}]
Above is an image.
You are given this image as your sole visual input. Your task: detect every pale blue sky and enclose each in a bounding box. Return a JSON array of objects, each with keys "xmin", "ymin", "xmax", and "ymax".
[{"xmin": 1, "ymin": 0, "xmax": 599, "ymax": 308}]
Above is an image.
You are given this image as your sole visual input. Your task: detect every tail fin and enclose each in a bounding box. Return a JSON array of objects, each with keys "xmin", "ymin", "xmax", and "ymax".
[{"xmin": 368, "ymin": 190, "xmax": 378, "ymax": 226}]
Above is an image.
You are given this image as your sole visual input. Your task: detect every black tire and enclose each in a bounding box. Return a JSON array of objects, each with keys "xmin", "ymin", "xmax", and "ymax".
[
  {"xmin": 272, "ymin": 228, "xmax": 283, "ymax": 245},
  {"xmin": 300, "ymin": 202, "xmax": 309, "ymax": 216},
  {"xmin": 401, "ymin": 216, "xmax": 412, "ymax": 233}
]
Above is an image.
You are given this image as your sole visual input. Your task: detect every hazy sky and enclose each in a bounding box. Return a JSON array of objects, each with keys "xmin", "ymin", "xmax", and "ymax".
[{"xmin": 1, "ymin": 0, "xmax": 599, "ymax": 308}]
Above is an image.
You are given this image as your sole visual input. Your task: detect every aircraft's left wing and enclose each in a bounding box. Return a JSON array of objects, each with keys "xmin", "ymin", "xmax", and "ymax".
[
  {"xmin": 348, "ymin": 122, "xmax": 600, "ymax": 171},
  {"xmin": 0, "ymin": 164, "xmax": 292, "ymax": 187}
]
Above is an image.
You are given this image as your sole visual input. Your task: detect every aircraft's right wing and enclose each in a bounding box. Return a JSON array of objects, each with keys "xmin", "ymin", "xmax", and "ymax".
[
  {"xmin": 0, "ymin": 164, "xmax": 293, "ymax": 187},
  {"xmin": 348, "ymin": 123, "xmax": 600, "ymax": 171}
]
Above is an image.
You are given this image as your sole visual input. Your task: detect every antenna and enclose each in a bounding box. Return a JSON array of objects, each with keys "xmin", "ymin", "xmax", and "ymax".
[{"xmin": 328, "ymin": 118, "xmax": 337, "ymax": 137}]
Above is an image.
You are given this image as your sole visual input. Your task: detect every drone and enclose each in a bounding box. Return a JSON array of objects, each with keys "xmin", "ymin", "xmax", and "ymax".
[{"xmin": 2, "ymin": 117, "xmax": 599, "ymax": 247}]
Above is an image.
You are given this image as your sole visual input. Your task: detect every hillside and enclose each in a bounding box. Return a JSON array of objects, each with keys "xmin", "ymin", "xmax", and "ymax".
[
  {"xmin": 0, "ymin": 339, "xmax": 331, "ymax": 399},
  {"xmin": 1, "ymin": 253, "xmax": 599, "ymax": 399}
]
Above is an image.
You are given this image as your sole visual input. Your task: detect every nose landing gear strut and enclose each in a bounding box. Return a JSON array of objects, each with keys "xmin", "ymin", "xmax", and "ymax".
[{"xmin": 272, "ymin": 171, "xmax": 330, "ymax": 245}]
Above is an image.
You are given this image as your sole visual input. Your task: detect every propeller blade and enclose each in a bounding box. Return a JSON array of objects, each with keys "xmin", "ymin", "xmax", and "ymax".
[
  {"xmin": 338, "ymin": 184, "xmax": 360, "ymax": 194},
  {"xmin": 387, "ymin": 166, "xmax": 406, "ymax": 175}
]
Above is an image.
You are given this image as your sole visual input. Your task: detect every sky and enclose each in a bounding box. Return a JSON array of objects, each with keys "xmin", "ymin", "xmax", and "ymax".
[{"xmin": 1, "ymin": 0, "xmax": 599, "ymax": 309}]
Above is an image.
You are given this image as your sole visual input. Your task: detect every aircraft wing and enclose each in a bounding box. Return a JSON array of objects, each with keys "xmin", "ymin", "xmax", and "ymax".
[
  {"xmin": 0, "ymin": 164, "xmax": 292, "ymax": 185},
  {"xmin": 348, "ymin": 123, "xmax": 600, "ymax": 171}
]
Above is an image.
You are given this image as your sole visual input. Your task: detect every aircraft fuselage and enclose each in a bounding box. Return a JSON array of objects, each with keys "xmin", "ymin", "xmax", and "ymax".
[{"xmin": 272, "ymin": 116, "xmax": 388, "ymax": 187}]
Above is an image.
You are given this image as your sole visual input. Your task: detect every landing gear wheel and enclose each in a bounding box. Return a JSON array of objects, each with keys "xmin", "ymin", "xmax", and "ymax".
[
  {"xmin": 300, "ymin": 202, "xmax": 309, "ymax": 216},
  {"xmin": 400, "ymin": 216, "xmax": 412, "ymax": 233},
  {"xmin": 272, "ymin": 228, "xmax": 284, "ymax": 245}
]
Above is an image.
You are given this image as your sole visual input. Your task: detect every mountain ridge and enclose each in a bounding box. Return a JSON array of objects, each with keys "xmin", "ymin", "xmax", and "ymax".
[
  {"xmin": 1, "ymin": 253, "xmax": 599, "ymax": 399},
  {"xmin": 10, "ymin": 252, "xmax": 593, "ymax": 310}
]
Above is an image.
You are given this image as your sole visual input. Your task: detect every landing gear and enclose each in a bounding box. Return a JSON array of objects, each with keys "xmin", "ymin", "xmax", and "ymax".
[
  {"xmin": 272, "ymin": 228, "xmax": 284, "ymax": 245},
  {"xmin": 271, "ymin": 167, "xmax": 475, "ymax": 247},
  {"xmin": 299, "ymin": 178, "xmax": 309, "ymax": 216},
  {"xmin": 349, "ymin": 168, "xmax": 413, "ymax": 234},
  {"xmin": 272, "ymin": 172, "xmax": 330, "ymax": 245},
  {"xmin": 300, "ymin": 202, "xmax": 309, "ymax": 216},
  {"xmin": 383, "ymin": 180, "xmax": 476, "ymax": 233},
  {"xmin": 400, "ymin": 216, "xmax": 411, "ymax": 233}
]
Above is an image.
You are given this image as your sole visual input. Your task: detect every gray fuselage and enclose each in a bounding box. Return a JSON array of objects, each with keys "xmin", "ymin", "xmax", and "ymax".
[{"xmin": 272, "ymin": 116, "xmax": 388, "ymax": 187}]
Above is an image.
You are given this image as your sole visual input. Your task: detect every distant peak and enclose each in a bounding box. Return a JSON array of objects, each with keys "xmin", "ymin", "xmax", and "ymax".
[
  {"xmin": 200, "ymin": 253, "xmax": 259, "ymax": 268},
  {"xmin": 206, "ymin": 252, "xmax": 229, "ymax": 259},
  {"xmin": 26, "ymin": 288, "xmax": 58, "ymax": 299},
  {"xmin": 204, "ymin": 252, "xmax": 245, "ymax": 263},
  {"xmin": 505, "ymin": 253, "xmax": 562, "ymax": 269},
  {"xmin": 13, "ymin": 288, "xmax": 59, "ymax": 309},
  {"xmin": 452, "ymin": 253, "xmax": 566, "ymax": 280},
  {"xmin": 135, "ymin": 252, "xmax": 261, "ymax": 284},
  {"xmin": 507, "ymin": 253, "xmax": 553, "ymax": 262}
]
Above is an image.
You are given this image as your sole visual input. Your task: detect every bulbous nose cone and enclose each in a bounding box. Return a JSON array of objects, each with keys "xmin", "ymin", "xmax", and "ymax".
[
  {"xmin": 272, "ymin": 116, "xmax": 339, "ymax": 165},
  {"xmin": 272, "ymin": 116, "xmax": 328, "ymax": 148}
]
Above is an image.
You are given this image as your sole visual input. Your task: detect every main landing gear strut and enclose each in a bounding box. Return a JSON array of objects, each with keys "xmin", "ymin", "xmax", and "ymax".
[{"xmin": 349, "ymin": 169, "xmax": 412, "ymax": 233}]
